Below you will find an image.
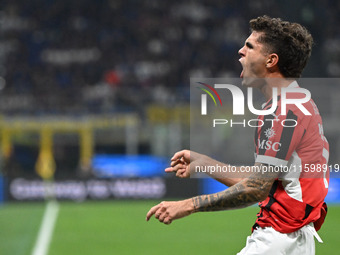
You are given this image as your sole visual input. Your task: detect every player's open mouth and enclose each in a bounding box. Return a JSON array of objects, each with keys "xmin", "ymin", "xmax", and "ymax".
[{"xmin": 239, "ymin": 58, "xmax": 244, "ymax": 78}]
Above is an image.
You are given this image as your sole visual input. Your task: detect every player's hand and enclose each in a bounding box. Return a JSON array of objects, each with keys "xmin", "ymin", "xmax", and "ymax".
[
  {"xmin": 165, "ymin": 150, "xmax": 203, "ymax": 178},
  {"xmin": 146, "ymin": 199, "xmax": 194, "ymax": 225}
]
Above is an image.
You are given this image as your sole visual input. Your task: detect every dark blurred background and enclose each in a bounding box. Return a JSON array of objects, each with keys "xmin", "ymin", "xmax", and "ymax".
[{"xmin": 1, "ymin": 0, "xmax": 340, "ymax": 115}]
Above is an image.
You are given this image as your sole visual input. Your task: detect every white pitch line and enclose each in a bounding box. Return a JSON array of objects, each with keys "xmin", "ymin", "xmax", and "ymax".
[{"xmin": 31, "ymin": 200, "xmax": 60, "ymax": 255}]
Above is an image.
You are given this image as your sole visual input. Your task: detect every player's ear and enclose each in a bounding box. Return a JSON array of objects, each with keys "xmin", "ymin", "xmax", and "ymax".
[{"xmin": 265, "ymin": 53, "xmax": 279, "ymax": 69}]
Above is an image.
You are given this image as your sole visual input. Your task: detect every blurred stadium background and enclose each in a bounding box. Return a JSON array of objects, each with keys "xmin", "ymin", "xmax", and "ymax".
[{"xmin": 0, "ymin": 0, "xmax": 339, "ymax": 254}]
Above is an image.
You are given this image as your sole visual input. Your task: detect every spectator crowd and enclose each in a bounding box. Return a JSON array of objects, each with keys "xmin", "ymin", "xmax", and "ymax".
[{"xmin": 0, "ymin": 0, "xmax": 339, "ymax": 114}]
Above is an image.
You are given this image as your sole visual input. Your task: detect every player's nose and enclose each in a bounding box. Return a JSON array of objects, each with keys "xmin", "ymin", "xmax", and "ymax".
[
  {"xmin": 238, "ymin": 46, "xmax": 245, "ymax": 57},
  {"xmin": 238, "ymin": 46, "xmax": 246, "ymax": 57}
]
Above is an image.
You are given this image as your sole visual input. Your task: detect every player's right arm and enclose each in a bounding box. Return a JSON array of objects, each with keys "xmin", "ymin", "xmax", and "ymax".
[
  {"xmin": 165, "ymin": 150, "xmax": 252, "ymax": 187},
  {"xmin": 147, "ymin": 163, "xmax": 278, "ymax": 224}
]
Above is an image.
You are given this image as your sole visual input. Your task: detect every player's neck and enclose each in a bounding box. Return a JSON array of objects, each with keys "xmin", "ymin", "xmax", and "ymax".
[{"xmin": 260, "ymin": 75, "xmax": 295, "ymax": 100}]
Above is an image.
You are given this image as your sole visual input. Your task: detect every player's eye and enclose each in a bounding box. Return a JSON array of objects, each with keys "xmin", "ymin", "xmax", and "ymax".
[{"xmin": 246, "ymin": 42, "xmax": 253, "ymax": 49}]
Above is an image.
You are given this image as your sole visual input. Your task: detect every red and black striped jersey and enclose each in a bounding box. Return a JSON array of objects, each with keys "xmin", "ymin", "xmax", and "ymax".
[{"xmin": 253, "ymin": 81, "xmax": 329, "ymax": 233}]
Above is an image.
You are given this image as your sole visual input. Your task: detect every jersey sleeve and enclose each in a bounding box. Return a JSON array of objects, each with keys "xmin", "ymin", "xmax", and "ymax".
[{"xmin": 255, "ymin": 109, "xmax": 306, "ymax": 167}]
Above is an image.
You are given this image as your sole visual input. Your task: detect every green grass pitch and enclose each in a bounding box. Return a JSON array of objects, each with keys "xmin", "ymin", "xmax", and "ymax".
[{"xmin": 0, "ymin": 201, "xmax": 339, "ymax": 254}]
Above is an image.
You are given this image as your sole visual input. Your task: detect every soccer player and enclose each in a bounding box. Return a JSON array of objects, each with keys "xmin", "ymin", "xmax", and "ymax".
[{"xmin": 146, "ymin": 16, "xmax": 329, "ymax": 255}]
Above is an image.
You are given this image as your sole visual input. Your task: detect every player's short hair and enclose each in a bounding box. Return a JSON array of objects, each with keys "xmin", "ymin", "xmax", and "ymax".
[{"xmin": 250, "ymin": 15, "xmax": 313, "ymax": 78}]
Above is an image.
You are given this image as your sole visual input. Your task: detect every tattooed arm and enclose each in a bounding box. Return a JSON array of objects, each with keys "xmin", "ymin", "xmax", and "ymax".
[
  {"xmin": 146, "ymin": 163, "xmax": 278, "ymax": 224},
  {"xmin": 192, "ymin": 163, "xmax": 277, "ymax": 212}
]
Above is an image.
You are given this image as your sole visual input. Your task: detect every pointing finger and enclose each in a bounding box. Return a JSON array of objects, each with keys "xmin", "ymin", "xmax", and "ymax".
[
  {"xmin": 146, "ymin": 204, "xmax": 161, "ymax": 221},
  {"xmin": 165, "ymin": 167, "xmax": 175, "ymax": 173}
]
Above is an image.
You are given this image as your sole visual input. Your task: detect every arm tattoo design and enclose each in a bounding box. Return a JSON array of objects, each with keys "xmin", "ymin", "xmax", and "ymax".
[{"xmin": 192, "ymin": 169, "xmax": 277, "ymax": 212}]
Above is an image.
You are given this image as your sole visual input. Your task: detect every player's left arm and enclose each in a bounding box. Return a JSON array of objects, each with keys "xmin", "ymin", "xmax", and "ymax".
[
  {"xmin": 191, "ymin": 163, "xmax": 277, "ymax": 212},
  {"xmin": 146, "ymin": 163, "xmax": 278, "ymax": 224}
]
